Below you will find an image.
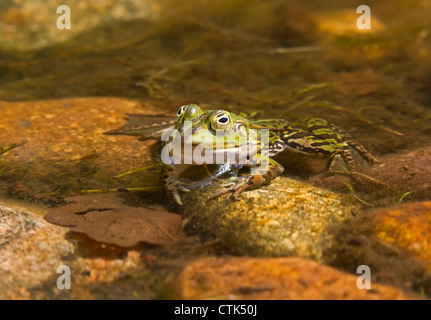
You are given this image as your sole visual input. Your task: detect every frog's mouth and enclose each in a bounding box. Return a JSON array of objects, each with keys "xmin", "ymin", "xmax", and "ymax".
[
  {"xmin": 168, "ymin": 141, "xmax": 261, "ymax": 165},
  {"xmin": 164, "ymin": 124, "xmax": 262, "ymax": 165}
]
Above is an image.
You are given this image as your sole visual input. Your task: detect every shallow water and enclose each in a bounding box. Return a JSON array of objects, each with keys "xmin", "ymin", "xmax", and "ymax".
[{"xmin": 0, "ymin": 0, "xmax": 430, "ymax": 300}]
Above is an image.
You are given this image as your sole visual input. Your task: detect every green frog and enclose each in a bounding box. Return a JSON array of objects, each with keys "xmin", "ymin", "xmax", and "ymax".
[{"xmin": 105, "ymin": 104, "xmax": 377, "ymax": 205}]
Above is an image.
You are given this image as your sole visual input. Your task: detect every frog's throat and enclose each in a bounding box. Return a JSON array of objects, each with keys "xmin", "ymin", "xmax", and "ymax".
[{"xmin": 165, "ymin": 142, "xmax": 263, "ymax": 166}]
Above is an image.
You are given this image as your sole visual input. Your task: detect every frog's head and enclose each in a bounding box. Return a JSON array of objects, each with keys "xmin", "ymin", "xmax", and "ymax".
[
  {"xmin": 175, "ymin": 104, "xmax": 251, "ymax": 145},
  {"xmin": 170, "ymin": 104, "xmax": 258, "ymax": 164}
]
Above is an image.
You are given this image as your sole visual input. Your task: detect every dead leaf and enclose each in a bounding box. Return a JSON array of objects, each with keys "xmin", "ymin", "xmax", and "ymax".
[{"xmin": 44, "ymin": 193, "xmax": 186, "ymax": 247}]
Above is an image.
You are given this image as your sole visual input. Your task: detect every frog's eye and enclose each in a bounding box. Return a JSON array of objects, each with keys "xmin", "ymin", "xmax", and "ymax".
[
  {"xmin": 176, "ymin": 105, "xmax": 188, "ymax": 118},
  {"xmin": 211, "ymin": 111, "xmax": 233, "ymax": 132}
]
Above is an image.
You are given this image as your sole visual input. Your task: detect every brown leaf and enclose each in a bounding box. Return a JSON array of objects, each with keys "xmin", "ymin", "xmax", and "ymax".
[{"xmin": 44, "ymin": 193, "xmax": 186, "ymax": 247}]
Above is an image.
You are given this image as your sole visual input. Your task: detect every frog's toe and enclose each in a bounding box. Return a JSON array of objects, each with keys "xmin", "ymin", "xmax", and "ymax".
[
  {"xmin": 173, "ymin": 192, "xmax": 183, "ymax": 206},
  {"xmin": 166, "ymin": 180, "xmax": 193, "ymax": 205},
  {"xmin": 208, "ymin": 177, "xmax": 248, "ymax": 200},
  {"xmin": 175, "ymin": 182, "xmax": 193, "ymax": 192},
  {"xmin": 166, "ymin": 185, "xmax": 183, "ymax": 206},
  {"xmin": 167, "ymin": 178, "xmax": 211, "ymax": 205},
  {"xmin": 208, "ymin": 186, "xmax": 238, "ymax": 200}
]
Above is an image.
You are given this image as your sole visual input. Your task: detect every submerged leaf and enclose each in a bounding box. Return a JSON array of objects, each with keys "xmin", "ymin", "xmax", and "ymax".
[{"xmin": 44, "ymin": 193, "xmax": 186, "ymax": 247}]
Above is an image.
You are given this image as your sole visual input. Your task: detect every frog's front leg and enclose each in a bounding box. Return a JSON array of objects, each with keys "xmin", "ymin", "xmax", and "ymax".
[
  {"xmin": 210, "ymin": 157, "xmax": 284, "ymax": 201},
  {"xmin": 164, "ymin": 164, "xmax": 191, "ymax": 205},
  {"xmin": 164, "ymin": 163, "xmax": 241, "ymax": 205}
]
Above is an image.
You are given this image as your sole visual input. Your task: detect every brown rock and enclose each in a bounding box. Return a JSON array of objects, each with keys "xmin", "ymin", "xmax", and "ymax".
[
  {"xmin": 0, "ymin": 201, "xmax": 162, "ymax": 300},
  {"xmin": 365, "ymin": 147, "xmax": 431, "ymax": 203},
  {"xmin": 324, "ymin": 201, "xmax": 431, "ymax": 296},
  {"xmin": 371, "ymin": 201, "xmax": 431, "ymax": 267},
  {"xmin": 310, "ymin": 147, "xmax": 431, "ymax": 206},
  {"xmin": 176, "ymin": 257, "xmax": 410, "ymax": 300},
  {"xmin": 183, "ymin": 177, "xmax": 357, "ymax": 258},
  {"xmin": 0, "ymin": 202, "xmax": 75, "ymax": 299},
  {"xmin": 0, "ymin": 98, "xmax": 164, "ymax": 201}
]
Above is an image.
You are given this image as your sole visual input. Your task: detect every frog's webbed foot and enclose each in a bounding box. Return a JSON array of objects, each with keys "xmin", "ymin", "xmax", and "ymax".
[
  {"xmin": 209, "ymin": 175, "xmax": 270, "ymax": 201},
  {"xmin": 343, "ymin": 138, "xmax": 378, "ymax": 166},
  {"xmin": 170, "ymin": 178, "xmax": 196, "ymax": 192},
  {"xmin": 209, "ymin": 176, "xmax": 248, "ymax": 201},
  {"xmin": 165, "ymin": 163, "xmax": 241, "ymax": 206},
  {"xmin": 165, "ymin": 178, "xmax": 194, "ymax": 206},
  {"xmin": 209, "ymin": 159, "xmax": 283, "ymax": 201},
  {"xmin": 305, "ymin": 118, "xmax": 378, "ymax": 172},
  {"xmin": 167, "ymin": 177, "xmax": 219, "ymax": 205},
  {"xmin": 327, "ymin": 143, "xmax": 377, "ymax": 172},
  {"xmin": 164, "ymin": 164, "xmax": 201, "ymax": 206}
]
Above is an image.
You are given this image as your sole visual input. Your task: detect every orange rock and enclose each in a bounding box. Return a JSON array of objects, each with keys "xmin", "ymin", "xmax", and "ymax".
[
  {"xmin": 0, "ymin": 98, "xmax": 163, "ymax": 201},
  {"xmin": 323, "ymin": 201, "xmax": 431, "ymax": 297},
  {"xmin": 371, "ymin": 201, "xmax": 431, "ymax": 268},
  {"xmin": 0, "ymin": 203, "xmax": 74, "ymax": 299},
  {"xmin": 176, "ymin": 257, "xmax": 409, "ymax": 300}
]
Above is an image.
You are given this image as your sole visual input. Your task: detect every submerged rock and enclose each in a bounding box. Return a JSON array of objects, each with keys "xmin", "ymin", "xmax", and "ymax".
[
  {"xmin": 175, "ymin": 257, "xmax": 410, "ymax": 300},
  {"xmin": 0, "ymin": 201, "xmax": 160, "ymax": 300},
  {"xmin": 182, "ymin": 176, "xmax": 358, "ymax": 258},
  {"xmin": 0, "ymin": 97, "xmax": 165, "ymax": 202},
  {"xmin": 324, "ymin": 201, "xmax": 431, "ymax": 296},
  {"xmin": 365, "ymin": 147, "xmax": 431, "ymax": 203},
  {"xmin": 0, "ymin": 202, "xmax": 75, "ymax": 299},
  {"xmin": 311, "ymin": 146, "xmax": 431, "ymax": 206}
]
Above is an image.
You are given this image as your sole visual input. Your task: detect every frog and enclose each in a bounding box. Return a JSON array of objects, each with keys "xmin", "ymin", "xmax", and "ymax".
[{"xmin": 105, "ymin": 104, "xmax": 377, "ymax": 205}]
